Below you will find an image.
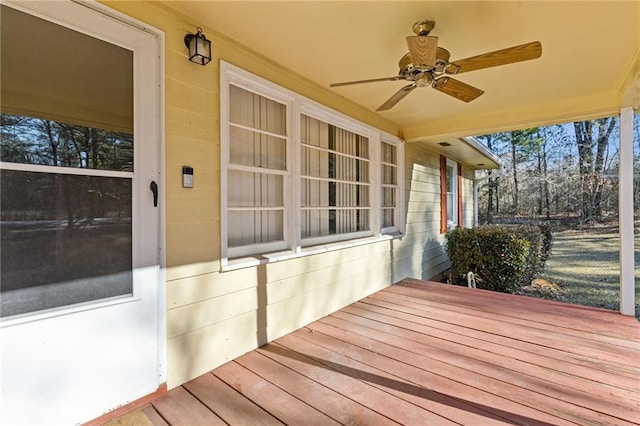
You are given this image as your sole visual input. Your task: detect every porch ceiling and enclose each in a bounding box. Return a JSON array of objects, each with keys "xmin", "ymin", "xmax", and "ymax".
[{"xmin": 164, "ymin": 1, "xmax": 640, "ymax": 144}]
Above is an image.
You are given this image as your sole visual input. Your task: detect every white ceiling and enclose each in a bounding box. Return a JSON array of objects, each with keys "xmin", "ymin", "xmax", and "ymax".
[{"xmin": 164, "ymin": 1, "xmax": 640, "ymax": 144}]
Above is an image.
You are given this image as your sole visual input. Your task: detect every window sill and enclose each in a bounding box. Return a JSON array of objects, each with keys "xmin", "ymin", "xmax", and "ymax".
[{"xmin": 222, "ymin": 233, "xmax": 405, "ymax": 272}]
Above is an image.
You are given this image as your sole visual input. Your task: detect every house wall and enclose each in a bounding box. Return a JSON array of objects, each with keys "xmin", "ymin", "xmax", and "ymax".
[
  {"xmin": 102, "ymin": 1, "xmax": 476, "ymax": 388},
  {"xmin": 394, "ymin": 144, "xmax": 476, "ymax": 282},
  {"xmin": 394, "ymin": 143, "xmax": 447, "ymax": 280}
]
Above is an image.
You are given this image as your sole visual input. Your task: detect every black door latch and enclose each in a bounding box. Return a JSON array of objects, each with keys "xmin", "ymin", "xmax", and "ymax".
[{"xmin": 150, "ymin": 181, "xmax": 158, "ymax": 207}]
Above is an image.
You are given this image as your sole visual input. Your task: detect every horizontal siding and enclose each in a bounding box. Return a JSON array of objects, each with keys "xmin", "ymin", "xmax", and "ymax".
[
  {"xmin": 168, "ymin": 288, "xmax": 258, "ymax": 338},
  {"xmin": 101, "ymin": 1, "xmax": 469, "ymax": 390},
  {"xmin": 167, "ymin": 310, "xmax": 258, "ymax": 387},
  {"xmin": 165, "ymin": 240, "xmax": 394, "ymax": 387},
  {"xmin": 393, "ymin": 142, "xmax": 449, "ymax": 281}
]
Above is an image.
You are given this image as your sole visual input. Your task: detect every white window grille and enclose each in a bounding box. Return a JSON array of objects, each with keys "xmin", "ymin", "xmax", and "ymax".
[{"xmin": 221, "ymin": 62, "xmax": 404, "ymax": 264}]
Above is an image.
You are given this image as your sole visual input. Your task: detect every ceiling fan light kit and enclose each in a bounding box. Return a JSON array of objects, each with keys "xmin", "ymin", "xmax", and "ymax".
[{"xmin": 330, "ymin": 19, "xmax": 542, "ymax": 111}]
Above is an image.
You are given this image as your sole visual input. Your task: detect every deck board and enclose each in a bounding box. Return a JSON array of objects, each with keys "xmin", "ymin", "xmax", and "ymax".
[
  {"xmin": 133, "ymin": 279, "xmax": 640, "ymax": 426},
  {"xmin": 213, "ymin": 360, "xmax": 338, "ymax": 425}
]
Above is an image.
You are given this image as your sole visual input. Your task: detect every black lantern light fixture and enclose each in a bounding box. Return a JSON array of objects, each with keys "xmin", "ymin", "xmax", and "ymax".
[{"xmin": 184, "ymin": 27, "xmax": 211, "ymax": 66}]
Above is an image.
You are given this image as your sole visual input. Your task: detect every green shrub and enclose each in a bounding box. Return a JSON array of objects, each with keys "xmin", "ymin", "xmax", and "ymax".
[
  {"xmin": 445, "ymin": 225, "xmax": 548, "ymax": 293},
  {"xmin": 493, "ymin": 218, "xmax": 553, "ymax": 266}
]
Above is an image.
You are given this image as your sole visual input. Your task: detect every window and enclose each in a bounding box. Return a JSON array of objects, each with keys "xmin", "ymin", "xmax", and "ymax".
[
  {"xmin": 225, "ymin": 85, "xmax": 290, "ymax": 258},
  {"xmin": 446, "ymin": 161, "xmax": 457, "ymax": 228},
  {"xmin": 381, "ymin": 141, "xmax": 399, "ymax": 233},
  {"xmin": 440, "ymin": 156, "xmax": 462, "ymax": 233},
  {"xmin": 300, "ymin": 115, "xmax": 371, "ymax": 245},
  {"xmin": 221, "ymin": 62, "xmax": 403, "ymax": 264}
]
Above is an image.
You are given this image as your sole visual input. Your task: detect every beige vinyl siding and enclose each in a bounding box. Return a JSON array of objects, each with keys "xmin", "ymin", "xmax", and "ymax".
[
  {"xmin": 391, "ymin": 143, "xmax": 449, "ymax": 281},
  {"xmin": 101, "ymin": 0, "xmax": 473, "ymax": 389},
  {"xmin": 165, "ymin": 241, "xmax": 392, "ymax": 385},
  {"xmin": 391, "ymin": 143, "xmax": 476, "ymax": 282}
]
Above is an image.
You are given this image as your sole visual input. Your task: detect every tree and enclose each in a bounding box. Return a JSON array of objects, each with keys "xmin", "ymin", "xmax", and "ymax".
[
  {"xmin": 475, "ymin": 115, "xmax": 627, "ymax": 223},
  {"xmin": 482, "ymin": 134, "xmax": 496, "ymax": 223},
  {"xmin": 573, "ymin": 117, "xmax": 616, "ymax": 222}
]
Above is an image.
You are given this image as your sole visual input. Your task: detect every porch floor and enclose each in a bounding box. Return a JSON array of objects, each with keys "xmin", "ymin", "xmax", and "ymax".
[{"xmin": 134, "ymin": 279, "xmax": 640, "ymax": 425}]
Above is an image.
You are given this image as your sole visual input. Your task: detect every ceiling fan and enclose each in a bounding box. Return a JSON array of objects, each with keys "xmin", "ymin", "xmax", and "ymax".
[{"xmin": 330, "ymin": 20, "xmax": 542, "ymax": 111}]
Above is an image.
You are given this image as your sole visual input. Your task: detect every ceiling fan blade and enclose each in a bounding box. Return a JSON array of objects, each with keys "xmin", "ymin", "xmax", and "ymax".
[
  {"xmin": 432, "ymin": 77, "xmax": 484, "ymax": 103},
  {"xmin": 447, "ymin": 41, "xmax": 542, "ymax": 74},
  {"xmin": 330, "ymin": 76, "xmax": 402, "ymax": 87},
  {"xmin": 406, "ymin": 35, "xmax": 438, "ymax": 68},
  {"xmin": 376, "ymin": 84, "xmax": 416, "ymax": 111}
]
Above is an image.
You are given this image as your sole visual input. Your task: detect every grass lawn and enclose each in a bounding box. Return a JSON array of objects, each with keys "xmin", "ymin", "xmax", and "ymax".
[{"xmin": 522, "ymin": 222, "xmax": 640, "ymax": 319}]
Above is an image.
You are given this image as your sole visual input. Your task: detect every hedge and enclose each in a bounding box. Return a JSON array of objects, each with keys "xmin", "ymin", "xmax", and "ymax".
[{"xmin": 445, "ymin": 224, "xmax": 551, "ymax": 293}]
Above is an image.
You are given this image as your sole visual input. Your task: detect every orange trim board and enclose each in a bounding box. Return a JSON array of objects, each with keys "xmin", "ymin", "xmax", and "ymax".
[{"xmin": 82, "ymin": 384, "xmax": 167, "ymax": 426}]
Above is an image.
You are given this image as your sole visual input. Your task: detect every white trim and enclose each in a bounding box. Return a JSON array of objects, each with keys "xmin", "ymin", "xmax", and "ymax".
[
  {"xmin": 303, "ymin": 143, "xmax": 373, "ymax": 162},
  {"xmin": 228, "ymin": 164, "xmax": 289, "ymax": 176},
  {"xmin": 300, "ymin": 100, "xmax": 377, "ymax": 140},
  {"xmin": 0, "ymin": 293, "xmax": 138, "ymax": 328},
  {"xmin": 78, "ymin": 0, "xmax": 168, "ymax": 387},
  {"xmin": 229, "ymin": 122, "xmax": 287, "ymax": 139},
  {"xmin": 290, "ymin": 99, "xmax": 303, "ymax": 253},
  {"xmin": 619, "ymin": 107, "xmax": 635, "ymax": 316},
  {"xmin": 302, "ymin": 176, "xmax": 372, "ymax": 186},
  {"xmin": 0, "ymin": 161, "xmax": 134, "ymax": 178},
  {"xmin": 223, "ymin": 233, "xmax": 404, "ymax": 272},
  {"xmin": 220, "ymin": 61, "xmax": 404, "ymax": 266},
  {"xmin": 0, "ymin": 1, "xmax": 167, "ymax": 422},
  {"xmin": 380, "ymin": 135, "xmax": 404, "ymax": 235},
  {"xmin": 446, "ymin": 158, "xmax": 459, "ymax": 229},
  {"xmin": 228, "ymin": 240, "xmax": 289, "ymax": 259},
  {"xmin": 220, "ymin": 64, "xmax": 231, "ymax": 266},
  {"xmin": 302, "ymin": 230, "xmax": 373, "ymax": 247},
  {"xmin": 462, "ymin": 136, "xmax": 503, "ymax": 167}
]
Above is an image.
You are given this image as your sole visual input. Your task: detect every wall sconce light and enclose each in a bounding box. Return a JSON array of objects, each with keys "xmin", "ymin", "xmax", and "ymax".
[{"xmin": 184, "ymin": 27, "xmax": 211, "ymax": 66}]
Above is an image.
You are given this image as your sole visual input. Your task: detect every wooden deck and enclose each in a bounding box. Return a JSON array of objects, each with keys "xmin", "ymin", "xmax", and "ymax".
[{"xmin": 135, "ymin": 279, "xmax": 640, "ymax": 425}]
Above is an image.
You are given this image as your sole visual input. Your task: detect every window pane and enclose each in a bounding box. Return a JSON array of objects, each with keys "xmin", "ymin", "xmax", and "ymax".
[
  {"xmin": 382, "ymin": 208, "xmax": 395, "ymax": 228},
  {"xmin": 227, "ymin": 170, "xmax": 283, "ymax": 208},
  {"xmin": 302, "ymin": 179, "xmax": 369, "ymax": 208},
  {"xmin": 333, "ymin": 155, "xmax": 369, "ymax": 183},
  {"xmin": 300, "ymin": 115, "xmax": 372, "ymax": 242},
  {"xmin": 1, "ymin": 170, "xmax": 132, "ymax": 317},
  {"xmin": 382, "ymin": 142, "xmax": 396, "ymax": 164},
  {"xmin": 302, "ymin": 208, "xmax": 369, "ymax": 238},
  {"xmin": 301, "ymin": 146, "xmax": 369, "ymax": 182},
  {"xmin": 229, "ymin": 85, "xmax": 286, "ymax": 136},
  {"xmin": 1, "ymin": 6, "xmax": 133, "ymax": 168},
  {"xmin": 0, "ymin": 114, "xmax": 134, "ymax": 171},
  {"xmin": 334, "ymin": 182, "xmax": 369, "ymax": 207},
  {"xmin": 333, "ymin": 127, "xmax": 369, "ymax": 159},
  {"xmin": 229, "ymin": 126, "xmax": 286, "ymax": 170},
  {"xmin": 447, "ymin": 193, "xmax": 454, "ymax": 223},
  {"xmin": 301, "ymin": 178, "xmax": 328, "ymax": 208},
  {"xmin": 301, "ymin": 209, "xmax": 330, "ymax": 238},
  {"xmin": 301, "ymin": 115, "xmax": 369, "ymax": 160},
  {"xmin": 228, "ymin": 210, "xmax": 283, "ymax": 247},
  {"xmin": 446, "ymin": 165, "xmax": 454, "ymax": 191},
  {"xmin": 300, "ymin": 115, "xmax": 330, "ymax": 149},
  {"xmin": 300, "ymin": 146, "xmax": 330, "ymax": 178},
  {"xmin": 382, "ymin": 164, "xmax": 397, "ymax": 185},
  {"xmin": 382, "ymin": 187, "xmax": 396, "ymax": 207}
]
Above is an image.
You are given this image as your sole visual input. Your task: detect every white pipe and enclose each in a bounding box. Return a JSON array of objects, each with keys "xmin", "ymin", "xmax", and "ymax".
[{"xmin": 467, "ymin": 271, "xmax": 477, "ymax": 289}]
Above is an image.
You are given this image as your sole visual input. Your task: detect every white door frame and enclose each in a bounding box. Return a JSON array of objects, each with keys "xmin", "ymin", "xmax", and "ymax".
[{"xmin": 0, "ymin": 1, "xmax": 166, "ymax": 423}]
